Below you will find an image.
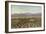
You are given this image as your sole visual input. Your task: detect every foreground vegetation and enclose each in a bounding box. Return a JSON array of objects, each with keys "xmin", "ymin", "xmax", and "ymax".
[{"xmin": 11, "ymin": 16, "xmax": 41, "ymax": 28}]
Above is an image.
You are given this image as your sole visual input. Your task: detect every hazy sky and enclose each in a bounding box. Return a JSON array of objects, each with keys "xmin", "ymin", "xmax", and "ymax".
[{"xmin": 11, "ymin": 5, "xmax": 42, "ymax": 14}]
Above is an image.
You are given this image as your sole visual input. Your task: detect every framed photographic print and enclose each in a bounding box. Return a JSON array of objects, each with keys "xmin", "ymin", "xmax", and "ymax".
[{"xmin": 5, "ymin": 1, "xmax": 45, "ymax": 33}]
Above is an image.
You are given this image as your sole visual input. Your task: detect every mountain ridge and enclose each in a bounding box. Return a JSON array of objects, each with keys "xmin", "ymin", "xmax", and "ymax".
[{"xmin": 11, "ymin": 13, "xmax": 41, "ymax": 17}]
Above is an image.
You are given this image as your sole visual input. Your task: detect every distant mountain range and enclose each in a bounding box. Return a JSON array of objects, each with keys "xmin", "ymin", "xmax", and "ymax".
[{"xmin": 11, "ymin": 13, "xmax": 41, "ymax": 17}]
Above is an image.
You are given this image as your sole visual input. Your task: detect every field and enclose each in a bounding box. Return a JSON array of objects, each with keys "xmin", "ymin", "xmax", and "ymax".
[{"xmin": 11, "ymin": 16, "xmax": 41, "ymax": 28}]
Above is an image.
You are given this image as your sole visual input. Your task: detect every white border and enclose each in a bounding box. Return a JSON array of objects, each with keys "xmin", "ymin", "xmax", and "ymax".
[{"xmin": 8, "ymin": 3, "xmax": 44, "ymax": 32}]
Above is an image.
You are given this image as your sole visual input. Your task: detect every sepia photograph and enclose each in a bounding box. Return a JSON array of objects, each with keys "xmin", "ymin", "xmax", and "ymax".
[
  {"xmin": 11, "ymin": 4, "xmax": 41, "ymax": 28},
  {"xmin": 5, "ymin": 1, "xmax": 45, "ymax": 33}
]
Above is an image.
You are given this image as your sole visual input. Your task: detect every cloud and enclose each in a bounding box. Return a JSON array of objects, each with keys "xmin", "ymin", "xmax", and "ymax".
[{"xmin": 11, "ymin": 5, "xmax": 42, "ymax": 14}]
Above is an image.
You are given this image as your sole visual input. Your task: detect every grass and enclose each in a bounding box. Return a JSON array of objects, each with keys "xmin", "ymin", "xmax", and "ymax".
[{"xmin": 11, "ymin": 16, "xmax": 41, "ymax": 28}]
